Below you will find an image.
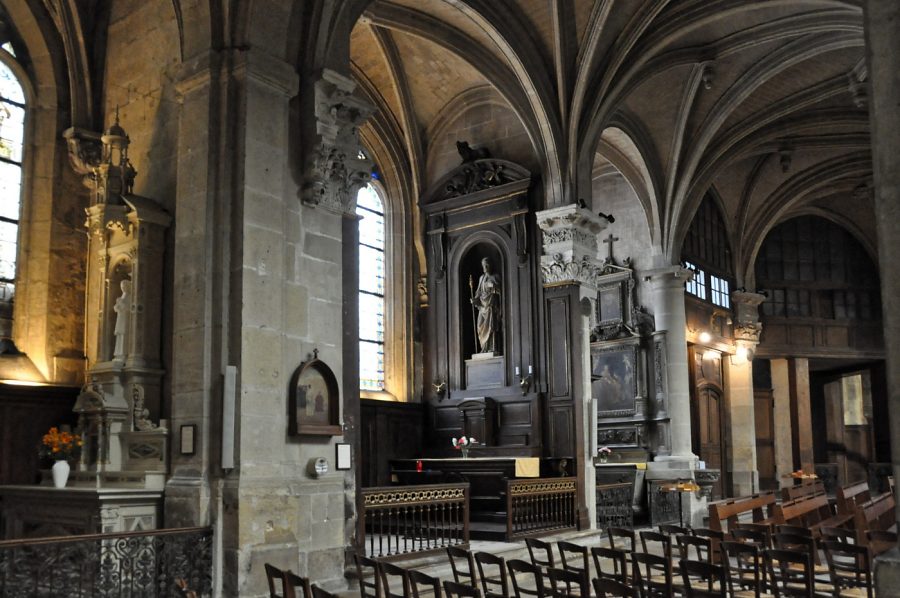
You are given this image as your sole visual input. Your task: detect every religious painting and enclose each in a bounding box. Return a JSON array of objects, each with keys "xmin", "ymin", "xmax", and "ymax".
[
  {"xmin": 592, "ymin": 345, "xmax": 638, "ymax": 416},
  {"xmin": 597, "ymin": 284, "xmax": 624, "ymax": 325},
  {"xmin": 289, "ymin": 353, "xmax": 341, "ymax": 436}
]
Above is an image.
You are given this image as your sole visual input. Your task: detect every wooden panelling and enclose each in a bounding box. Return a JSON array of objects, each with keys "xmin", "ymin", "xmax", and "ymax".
[
  {"xmin": 548, "ymin": 405, "xmax": 573, "ymax": 458},
  {"xmin": 547, "ymin": 297, "xmax": 570, "ymax": 399},
  {"xmin": 0, "ymin": 385, "xmax": 80, "ymax": 485},
  {"xmin": 360, "ymin": 399, "xmax": 424, "ymax": 487}
]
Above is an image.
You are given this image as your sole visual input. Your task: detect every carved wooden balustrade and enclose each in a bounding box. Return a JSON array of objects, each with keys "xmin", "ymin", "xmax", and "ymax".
[
  {"xmin": 0, "ymin": 526, "xmax": 212, "ymax": 597},
  {"xmin": 361, "ymin": 483, "xmax": 470, "ymax": 558},
  {"xmin": 506, "ymin": 477, "xmax": 577, "ymax": 539},
  {"xmin": 596, "ymin": 482, "xmax": 635, "ymax": 528}
]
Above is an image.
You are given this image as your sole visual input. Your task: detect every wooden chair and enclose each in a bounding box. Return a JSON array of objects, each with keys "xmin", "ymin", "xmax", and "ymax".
[
  {"xmin": 266, "ymin": 563, "xmax": 287, "ymax": 598},
  {"xmin": 526, "ymin": 537, "xmax": 556, "ymax": 573},
  {"xmin": 474, "ymin": 551, "xmax": 509, "ymax": 598},
  {"xmin": 546, "ymin": 567, "xmax": 587, "ymax": 598},
  {"xmin": 312, "ymin": 586, "xmax": 339, "ymax": 598},
  {"xmin": 607, "ymin": 527, "xmax": 636, "ymax": 552},
  {"xmin": 693, "ymin": 528, "xmax": 725, "ymax": 563},
  {"xmin": 765, "ymin": 548, "xmax": 830, "ymax": 598},
  {"xmin": 776, "ymin": 524, "xmax": 813, "ymax": 538},
  {"xmin": 822, "ymin": 540, "xmax": 873, "ymax": 598},
  {"xmin": 640, "ymin": 531, "xmax": 674, "ymax": 561},
  {"xmin": 377, "ymin": 561, "xmax": 410, "ymax": 598},
  {"xmin": 866, "ymin": 529, "xmax": 898, "ymax": 556},
  {"xmin": 591, "ymin": 577, "xmax": 633, "ymax": 598},
  {"xmin": 448, "ymin": 545, "xmax": 478, "ymax": 588},
  {"xmin": 659, "ymin": 524, "xmax": 691, "ymax": 537},
  {"xmin": 631, "ymin": 552, "xmax": 673, "ymax": 598},
  {"xmin": 409, "ymin": 570, "xmax": 443, "ymax": 598},
  {"xmin": 557, "ymin": 541, "xmax": 589, "ymax": 596},
  {"xmin": 285, "ymin": 571, "xmax": 313, "ymax": 598},
  {"xmin": 677, "ymin": 535, "xmax": 713, "ymax": 564},
  {"xmin": 355, "ymin": 555, "xmax": 382, "ymax": 598},
  {"xmin": 679, "ymin": 559, "xmax": 726, "ymax": 598},
  {"xmin": 820, "ymin": 526, "xmax": 857, "ymax": 544},
  {"xmin": 720, "ymin": 540, "xmax": 763, "ymax": 598},
  {"xmin": 444, "ymin": 581, "xmax": 483, "ymax": 598},
  {"xmin": 731, "ymin": 527, "xmax": 771, "ymax": 550},
  {"xmin": 591, "ymin": 546, "xmax": 629, "ymax": 585},
  {"xmin": 507, "ymin": 559, "xmax": 546, "ymax": 598}
]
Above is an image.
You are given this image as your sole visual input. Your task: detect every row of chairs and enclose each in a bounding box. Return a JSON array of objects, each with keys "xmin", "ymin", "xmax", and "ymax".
[{"xmin": 266, "ymin": 563, "xmax": 340, "ymax": 598}]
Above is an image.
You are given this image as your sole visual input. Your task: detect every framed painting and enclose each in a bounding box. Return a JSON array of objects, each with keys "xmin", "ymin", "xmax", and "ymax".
[
  {"xmin": 289, "ymin": 352, "xmax": 342, "ymax": 436},
  {"xmin": 591, "ymin": 344, "xmax": 639, "ymax": 417}
]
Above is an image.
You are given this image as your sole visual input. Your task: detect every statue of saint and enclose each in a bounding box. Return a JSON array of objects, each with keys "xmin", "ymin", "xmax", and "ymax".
[
  {"xmin": 470, "ymin": 257, "xmax": 501, "ymax": 354},
  {"xmin": 113, "ymin": 279, "xmax": 132, "ymax": 360}
]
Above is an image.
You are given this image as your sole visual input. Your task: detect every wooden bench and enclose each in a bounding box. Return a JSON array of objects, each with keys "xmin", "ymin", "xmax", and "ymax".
[
  {"xmin": 708, "ymin": 492, "xmax": 777, "ymax": 534},
  {"xmin": 781, "ymin": 480, "xmax": 825, "ymax": 501},
  {"xmin": 836, "ymin": 480, "xmax": 871, "ymax": 516},
  {"xmin": 854, "ymin": 491, "xmax": 896, "ymax": 546},
  {"xmin": 774, "ymin": 493, "xmax": 852, "ymax": 539}
]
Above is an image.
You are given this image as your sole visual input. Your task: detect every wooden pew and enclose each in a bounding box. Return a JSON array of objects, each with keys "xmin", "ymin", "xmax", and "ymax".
[
  {"xmin": 854, "ymin": 492, "xmax": 896, "ymax": 546},
  {"xmin": 708, "ymin": 492, "xmax": 777, "ymax": 534},
  {"xmin": 836, "ymin": 480, "xmax": 871, "ymax": 516},
  {"xmin": 782, "ymin": 480, "xmax": 825, "ymax": 501},
  {"xmin": 774, "ymin": 493, "xmax": 853, "ymax": 539}
]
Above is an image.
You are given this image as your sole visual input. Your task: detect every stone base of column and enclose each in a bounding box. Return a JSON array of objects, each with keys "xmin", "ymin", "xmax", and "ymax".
[
  {"xmin": 730, "ymin": 469, "xmax": 758, "ymax": 497},
  {"xmin": 876, "ymin": 548, "xmax": 900, "ymax": 594}
]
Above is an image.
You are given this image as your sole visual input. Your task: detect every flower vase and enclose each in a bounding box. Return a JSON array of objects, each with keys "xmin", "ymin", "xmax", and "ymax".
[
  {"xmin": 461, "ymin": 447, "xmax": 469, "ymax": 459},
  {"xmin": 599, "ymin": 454, "xmax": 609, "ymax": 464},
  {"xmin": 51, "ymin": 460, "xmax": 70, "ymax": 488}
]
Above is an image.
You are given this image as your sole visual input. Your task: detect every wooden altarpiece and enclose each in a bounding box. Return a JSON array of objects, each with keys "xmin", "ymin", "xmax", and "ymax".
[{"xmin": 420, "ymin": 152, "xmax": 546, "ymax": 457}]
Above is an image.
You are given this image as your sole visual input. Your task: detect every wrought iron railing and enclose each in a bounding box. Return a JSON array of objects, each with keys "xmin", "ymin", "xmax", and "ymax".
[
  {"xmin": 0, "ymin": 526, "xmax": 212, "ymax": 597},
  {"xmin": 361, "ymin": 483, "xmax": 469, "ymax": 558},
  {"xmin": 506, "ymin": 477, "xmax": 577, "ymax": 539},
  {"xmin": 596, "ymin": 481, "xmax": 634, "ymax": 528}
]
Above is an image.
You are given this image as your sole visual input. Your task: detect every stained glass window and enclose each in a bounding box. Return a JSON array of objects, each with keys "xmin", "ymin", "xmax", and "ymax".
[
  {"xmin": 0, "ymin": 57, "xmax": 24, "ymax": 303},
  {"xmin": 357, "ymin": 184, "xmax": 385, "ymax": 391}
]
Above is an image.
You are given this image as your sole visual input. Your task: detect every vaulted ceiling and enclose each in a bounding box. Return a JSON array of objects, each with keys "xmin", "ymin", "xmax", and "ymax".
[{"xmin": 350, "ymin": 0, "xmax": 871, "ymax": 284}]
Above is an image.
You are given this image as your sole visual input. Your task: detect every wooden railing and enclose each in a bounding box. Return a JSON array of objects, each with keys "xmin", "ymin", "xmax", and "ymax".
[
  {"xmin": 361, "ymin": 483, "xmax": 469, "ymax": 558},
  {"xmin": 596, "ymin": 481, "xmax": 634, "ymax": 528},
  {"xmin": 506, "ymin": 477, "xmax": 577, "ymax": 539},
  {"xmin": 0, "ymin": 526, "xmax": 212, "ymax": 597}
]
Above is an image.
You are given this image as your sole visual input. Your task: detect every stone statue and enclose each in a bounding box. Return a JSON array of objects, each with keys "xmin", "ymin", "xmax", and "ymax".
[
  {"xmin": 113, "ymin": 279, "xmax": 132, "ymax": 360},
  {"xmin": 470, "ymin": 257, "xmax": 501, "ymax": 354}
]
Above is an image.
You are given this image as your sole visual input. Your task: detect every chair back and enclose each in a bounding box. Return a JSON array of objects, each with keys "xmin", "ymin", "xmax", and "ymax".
[
  {"xmin": 720, "ymin": 540, "xmax": 762, "ymax": 598},
  {"xmin": 765, "ymin": 548, "xmax": 815, "ymax": 597},
  {"xmin": 775, "ymin": 524, "xmax": 812, "ymax": 538},
  {"xmin": 444, "ymin": 581, "xmax": 483, "ymax": 598},
  {"xmin": 772, "ymin": 532, "xmax": 816, "ymax": 561},
  {"xmin": 266, "ymin": 563, "xmax": 287, "ymax": 598},
  {"xmin": 679, "ymin": 559, "xmax": 726, "ymax": 597},
  {"xmin": 507, "ymin": 559, "xmax": 546, "ymax": 598},
  {"xmin": 409, "ymin": 570, "xmax": 443, "ymax": 598},
  {"xmin": 631, "ymin": 552, "xmax": 671, "ymax": 598},
  {"xmin": 640, "ymin": 530, "xmax": 673, "ymax": 561},
  {"xmin": 546, "ymin": 567, "xmax": 586, "ymax": 598},
  {"xmin": 820, "ymin": 526, "xmax": 856, "ymax": 543},
  {"xmin": 448, "ymin": 545, "xmax": 478, "ymax": 587},
  {"xmin": 312, "ymin": 586, "xmax": 339, "ymax": 598},
  {"xmin": 285, "ymin": 571, "xmax": 313, "ymax": 598},
  {"xmin": 730, "ymin": 527, "xmax": 770, "ymax": 550},
  {"xmin": 822, "ymin": 540, "xmax": 872, "ymax": 598},
  {"xmin": 474, "ymin": 552, "xmax": 509, "ymax": 598},
  {"xmin": 607, "ymin": 527, "xmax": 636, "ymax": 552},
  {"xmin": 659, "ymin": 524, "xmax": 691, "ymax": 536},
  {"xmin": 591, "ymin": 577, "xmax": 633, "ymax": 598},
  {"xmin": 591, "ymin": 546, "xmax": 629, "ymax": 584},
  {"xmin": 677, "ymin": 535, "xmax": 712, "ymax": 564},
  {"xmin": 557, "ymin": 541, "xmax": 589, "ymax": 576},
  {"xmin": 377, "ymin": 561, "xmax": 410, "ymax": 598},
  {"xmin": 356, "ymin": 555, "xmax": 382, "ymax": 598},
  {"xmin": 525, "ymin": 538, "xmax": 555, "ymax": 571}
]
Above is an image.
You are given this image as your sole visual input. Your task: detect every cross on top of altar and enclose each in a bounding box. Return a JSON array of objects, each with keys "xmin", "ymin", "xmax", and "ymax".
[{"xmin": 603, "ymin": 233, "xmax": 619, "ymax": 263}]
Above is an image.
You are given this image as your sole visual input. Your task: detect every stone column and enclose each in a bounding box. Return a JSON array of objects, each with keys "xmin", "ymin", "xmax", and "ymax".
[
  {"xmin": 536, "ymin": 204, "xmax": 607, "ymax": 529},
  {"xmin": 770, "ymin": 359, "xmax": 795, "ymax": 488},
  {"xmin": 724, "ymin": 291, "xmax": 765, "ymax": 495},
  {"xmin": 789, "ymin": 358, "xmax": 814, "ymax": 473},
  {"xmin": 864, "ymin": 0, "xmax": 900, "ymax": 589},
  {"xmin": 644, "ymin": 267, "xmax": 696, "ymax": 464}
]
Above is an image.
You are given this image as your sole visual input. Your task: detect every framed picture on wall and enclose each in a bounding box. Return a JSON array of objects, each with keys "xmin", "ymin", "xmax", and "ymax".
[
  {"xmin": 335, "ymin": 443, "xmax": 352, "ymax": 470},
  {"xmin": 592, "ymin": 344, "xmax": 639, "ymax": 417},
  {"xmin": 289, "ymin": 350, "xmax": 342, "ymax": 436}
]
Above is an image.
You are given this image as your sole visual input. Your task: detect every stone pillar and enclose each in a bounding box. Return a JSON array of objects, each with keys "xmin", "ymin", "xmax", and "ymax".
[
  {"xmin": 770, "ymin": 359, "xmax": 795, "ymax": 489},
  {"xmin": 725, "ymin": 291, "xmax": 765, "ymax": 495},
  {"xmin": 536, "ymin": 204, "xmax": 608, "ymax": 529},
  {"xmin": 645, "ymin": 267, "xmax": 696, "ymax": 463},
  {"xmin": 864, "ymin": 0, "xmax": 900, "ymax": 589},
  {"xmin": 788, "ymin": 358, "xmax": 814, "ymax": 473}
]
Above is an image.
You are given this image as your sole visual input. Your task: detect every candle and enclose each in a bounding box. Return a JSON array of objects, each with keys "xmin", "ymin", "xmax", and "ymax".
[
  {"xmin": 528, "ymin": 365, "xmax": 533, "ymax": 374},
  {"xmin": 515, "ymin": 366, "xmax": 520, "ymax": 376}
]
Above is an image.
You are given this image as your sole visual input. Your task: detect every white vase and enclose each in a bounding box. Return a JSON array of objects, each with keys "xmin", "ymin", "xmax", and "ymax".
[{"xmin": 51, "ymin": 460, "xmax": 70, "ymax": 489}]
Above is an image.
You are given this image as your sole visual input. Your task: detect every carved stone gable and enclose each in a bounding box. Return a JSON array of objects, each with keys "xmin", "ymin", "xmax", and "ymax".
[{"xmin": 424, "ymin": 158, "xmax": 531, "ymax": 203}]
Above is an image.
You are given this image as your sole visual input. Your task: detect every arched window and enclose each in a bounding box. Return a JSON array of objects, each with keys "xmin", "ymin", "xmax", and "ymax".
[
  {"xmin": 0, "ymin": 52, "xmax": 25, "ymax": 306},
  {"xmin": 357, "ymin": 184, "xmax": 385, "ymax": 391},
  {"xmin": 682, "ymin": 194, "xmax": 733, "ymax": 309}
]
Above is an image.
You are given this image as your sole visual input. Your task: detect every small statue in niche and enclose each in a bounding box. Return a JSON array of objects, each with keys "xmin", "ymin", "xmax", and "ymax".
[
  {"xmin": 112, "ymin": 279, "xmax": 132, "ymax": 361},
  {"xmin": 469, "ymin": 257, "xmax": 502, "ymax": 355}
]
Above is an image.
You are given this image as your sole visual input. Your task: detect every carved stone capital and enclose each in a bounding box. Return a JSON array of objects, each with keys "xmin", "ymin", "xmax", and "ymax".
[
  {"xmin": 643, "ymin": 265, "xmax": 694, "ymax": 289},
  {"xmin": 301, "ymin": 69, "xmax": 374, "ymax": 214},
  {"xmin": 731, "ymin": 291, "xmax": 766, "ymax": 344},
  {"xmin": 536, "ymin": 203, "xmax": 608, "ymax": 268},
  {"xmin": 63, "ymin": 127, "xmax": 103, "ymax": 189},
  {"xmin": 540, "ymin": 254, "xmax": 603, "ymax": 288}
]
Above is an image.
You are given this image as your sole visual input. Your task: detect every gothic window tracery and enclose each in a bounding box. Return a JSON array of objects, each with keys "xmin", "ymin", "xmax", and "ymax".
[
  {"xmin": 0, "ymin": 50, "xmax": 25, "ymax": 306},
  {"xmin": 357, "ymin": 183, "xmax": 386, "ymax": 391}
]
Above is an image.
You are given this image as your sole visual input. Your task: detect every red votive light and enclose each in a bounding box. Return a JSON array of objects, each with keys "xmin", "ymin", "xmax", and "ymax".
[{"xmin": 416, "ymin": 460, "xmax": 423, "ymax": 473}]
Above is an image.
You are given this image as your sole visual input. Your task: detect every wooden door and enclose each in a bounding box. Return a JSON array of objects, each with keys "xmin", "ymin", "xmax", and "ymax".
[
  {"xmin": 697, "ymin": 385, "xmax": 725, "ymax": 499},
  {"xmin": 754, "ymin": 389, "xmax": 777, "ymax": 490}
]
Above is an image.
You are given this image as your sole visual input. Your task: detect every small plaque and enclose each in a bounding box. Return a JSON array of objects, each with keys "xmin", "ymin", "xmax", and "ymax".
[{"xmin": 180, "ymin": 425, "xmax": 196, "ymax": 456}]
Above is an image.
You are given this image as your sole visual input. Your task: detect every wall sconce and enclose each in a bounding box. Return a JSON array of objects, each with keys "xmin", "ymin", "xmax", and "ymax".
[
  {"xmin": 698, "ymin": 331, "xmax": 712, "ymax": 344},
  {"xmin": 432, "ymin": 379, "xmax": 446, "ymax": 400},
  {"xmin": 517, "ymin": 365, "xmax": 533, "ymax": 395}
]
